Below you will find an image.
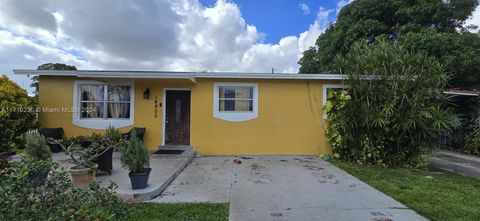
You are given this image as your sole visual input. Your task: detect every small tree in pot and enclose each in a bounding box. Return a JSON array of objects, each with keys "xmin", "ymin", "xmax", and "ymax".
[
  {"xmin": 53, "ymin": 140, "xmax": 109, "ymax": 188},
  {"xmin": 120, "ymin": 130, "xmax": 150, "ymax": 189},
  {"xmin": 24, "ymin": 132, "xmax": 52, "ymax": 186},
  {"xmin": 25, "ymin": 132, "xmax": 52, "ymax": 161}
]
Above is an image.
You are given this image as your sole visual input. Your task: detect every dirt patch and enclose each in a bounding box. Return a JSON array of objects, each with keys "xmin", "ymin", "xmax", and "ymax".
[
  {"xmin": 160, "ymin": 191, "xmax": 175, "ymax": 196},
  {"xmin": 293, "ymin": 157, "xmax": 315, "ymax": 163},
  {"xmin": 321, "ymin": 174, "xmax": 335, "ymax": 179},
  {"xmin": 240, "ymin": 156, "xmax": 253, "ymax": 160},
  {"xmin": 372, "ymin": 217, "xmax": 393, "ymax": 221},
  {"xmin": 271, "ymin": 212, "xmax": 283, "ymax": 217},
  {"xmin": 250, "ymin": 163, "xmax": 265, "ymax": 171},
  {"xmin": 303, "ymin": 164, "xmax": 324, "ymax": 171},
  {"xmin": 250, "ymin": 174, "xmax": 272, "ymax": 184}
]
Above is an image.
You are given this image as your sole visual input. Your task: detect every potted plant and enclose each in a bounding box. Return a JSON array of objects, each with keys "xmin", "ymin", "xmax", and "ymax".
[
  {"xmin": 24, "ymin": 132, "xmax": 53, "ymax": 186},
  {"xmin": 54, "ymin": 140, "xmax": 108, "ymax": 188},
  {"xmin": 105, "ymin": 125, "xmax": 123, "ymax": 147},
  {"xmin": 92, "ymin": 126, "xmax": 124, "ymax": 175},
  {"xmin": 94, "ymin": 126, "xmax": 123, "ymax": 174},
  {"xmin": 120, "ymin": 130, "xmax": 151, "ymax": 189},
  {"xmin": 91, "ymin": 140, "xmax": 114, "ymax": 175}
]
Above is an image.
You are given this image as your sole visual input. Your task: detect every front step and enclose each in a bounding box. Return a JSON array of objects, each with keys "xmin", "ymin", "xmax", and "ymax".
[
  {"xmin": 153, "ymin": 145, "xmax": 195, "ymax": 156},
  {"xmin": 158, "ymin": 145, "xmax": 193, "ymax": 150}
]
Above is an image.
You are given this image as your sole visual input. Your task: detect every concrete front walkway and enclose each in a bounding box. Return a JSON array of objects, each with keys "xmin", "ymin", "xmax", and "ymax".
[
  {"xmin": 151, "ymin": 156, "xmax": 427, "ymax": 221},
  {"xmin": 53, "ymin": 148, "xmax": 195, "ymax": 201}
]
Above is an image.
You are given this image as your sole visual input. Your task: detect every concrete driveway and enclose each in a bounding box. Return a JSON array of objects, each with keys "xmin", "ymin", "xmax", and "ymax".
[{"xmin": 151, "ymin": 156, "xmax": 427, "ymax": 221}]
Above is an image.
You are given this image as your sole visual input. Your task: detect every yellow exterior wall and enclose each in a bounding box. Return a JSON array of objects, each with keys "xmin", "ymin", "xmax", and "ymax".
[
  {"xmin": 190, "ymin": 79, "xmax": 333, "ymax": 155},
  {"xmin": 38, "ymin": 76, "xmax": 342, "ymax": 156}
]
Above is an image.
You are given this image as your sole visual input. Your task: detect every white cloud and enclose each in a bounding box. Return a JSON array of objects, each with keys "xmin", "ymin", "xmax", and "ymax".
[
  {"xmin": 299, "ymin": 7, "xmax": 332, "ymax": 52},
  {"xmin": 465, "ymin": 4, "xmax": 480, "ymax": 31},
  {"xmin": 0, "ymin": 30, "xmax": 92, "ymax": 91},
  {"xmin": 0, "ymin": 0, "xmax": 334, "ymax": 93},
  {"xmin": 299, "ymin": 3, "xmax": 310, "ymax": 15},
  {"xmin": 336, "ymin": 0, "xmax": 354, "ymax": 14}
]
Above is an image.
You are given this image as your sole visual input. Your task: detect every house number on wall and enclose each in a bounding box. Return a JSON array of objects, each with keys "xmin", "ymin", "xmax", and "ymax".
[{"xmin": 154, "ymin": 95, "xmax": 158, "ymax": 118}]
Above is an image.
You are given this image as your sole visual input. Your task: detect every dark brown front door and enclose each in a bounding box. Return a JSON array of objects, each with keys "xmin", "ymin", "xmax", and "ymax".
[{"xmin": 165, "ymin": 90, "xmax": 190, "ymax": 145}]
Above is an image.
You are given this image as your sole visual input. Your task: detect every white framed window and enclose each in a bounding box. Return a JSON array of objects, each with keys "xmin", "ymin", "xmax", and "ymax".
[
  {"xmin": 73, "ymin": 80, "xmax": 134, "ymax": 129},
  {"xmin": 323, "ymin": 84, "xmax": 348, "ymax": 119},
  {"xmin": 213, "ymin": 82, "xmax": 258, "ymax": 122}
]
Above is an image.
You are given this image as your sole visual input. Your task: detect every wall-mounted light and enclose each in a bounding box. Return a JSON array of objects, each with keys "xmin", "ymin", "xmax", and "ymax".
[{"xmin": 143, "ymin": 88, "xmax": 150, "ymax": 100}]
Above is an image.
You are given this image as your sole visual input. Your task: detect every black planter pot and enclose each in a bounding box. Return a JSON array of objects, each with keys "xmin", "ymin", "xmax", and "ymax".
[
  {"xmin": 93, "ymin": 147, "xmax": 113, "ymax": 175},
  {"xmin": 28, "ymin": 170, "xmax": 49, "ymax": 187},
  {"xmin": 128, "ymin": 168, "xmax": 151, "ymax": 189},
  {"xmin": 40, "ymin": 128, "xmax": 64, "ymax": 153},
  {"xmin": 80, "ymin": 140, "xmax": 93, "ymax": 148},
  {"xmin": 48, "ymin": 143, "xmax": 63, "ymax": 153}
]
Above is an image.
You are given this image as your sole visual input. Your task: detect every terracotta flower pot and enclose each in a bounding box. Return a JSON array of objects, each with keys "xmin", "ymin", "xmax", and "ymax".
[{"xmin": 70, "ymin": 165, "xmax": 97, "ymax": 189}]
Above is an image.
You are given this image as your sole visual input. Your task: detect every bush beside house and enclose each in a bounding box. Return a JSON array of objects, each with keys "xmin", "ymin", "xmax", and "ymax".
[
  {"xmin": 0, "ymin": 160, "xmax": 127, "ymax": 221},
  {"xmin": 0, "ymin": 75, "xmax": 37, "ymax": 153},
  {"xmin": 325, "ymin": 39, "xmax": 459, "ymax": 167}
]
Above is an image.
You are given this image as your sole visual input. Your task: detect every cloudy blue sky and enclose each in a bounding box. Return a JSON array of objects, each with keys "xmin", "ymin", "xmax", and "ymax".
[{"xmin": 0, "ymin": 0, "xmax": 479, "ymax": 93}]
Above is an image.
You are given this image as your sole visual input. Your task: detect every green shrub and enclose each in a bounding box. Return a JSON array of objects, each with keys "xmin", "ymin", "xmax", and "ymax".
[
  {"xmin": 89, "ymin": 132, "xmax": 106, "ymax": 141},
  {"xmin": 106, "ymin": 125, "xmax": 122, "ymax": 142},
  {"xmin": 25, "ymin": 132, "xmax": 51, "ymax": 161},
  {"xmin": 0, "ymin": 75, "xmax": 38, "ymax": 152},
  {"xmin": 120, "ymin": 130, "xmax": 150, "ymax": 173},
  {"xmin": 463, "ymin": 129, "xmax": 480, "ymax": 155},
  {"xmin": 0, "ymin": 155, "xmax": 7, "ymax": 173},
  {"xmin": 105, "ymin": 125, "xmax": 125, "ymax": 151},
  {"xmin": 325, "ymin": 39, "xmax": 459, "ymax": 167},
  {"xmin": 0, "ymin": 160, "xmax": 127, "ymax": 221},
  {"xmin": 67, "ymin": 135, "xmax": 88, "ymax": 144}
]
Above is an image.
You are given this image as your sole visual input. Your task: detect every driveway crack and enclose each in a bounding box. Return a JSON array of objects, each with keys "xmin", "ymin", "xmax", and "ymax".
[{"xmin": 228, "ymin": 158, "xmax": 238, "ymax": 204}]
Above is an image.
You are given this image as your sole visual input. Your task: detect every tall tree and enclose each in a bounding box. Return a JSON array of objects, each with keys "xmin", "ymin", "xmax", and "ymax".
[
  {"xmin": 36, "ymin": 63, "xmax": 78, "ymax": 71},
  {"xmin": 31, "ymin": 63, "xmax": 77, "ymax": 102},
  {"xmin": 399, "ymin": 30, "xmax": 480, "ymax": 89},
  {"xmin": 299, "ymin": 0, "xmax": 479, "ymax": 89}
]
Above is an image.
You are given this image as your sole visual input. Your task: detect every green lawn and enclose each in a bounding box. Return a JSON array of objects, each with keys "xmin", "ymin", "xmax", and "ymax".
[
  {"xmin": 332, "ymin": 160, "xmax": 480, "ymax": 221},
  {"xmin": 125, "ymin": 203, "xmax": 229, "ymax": 221}
]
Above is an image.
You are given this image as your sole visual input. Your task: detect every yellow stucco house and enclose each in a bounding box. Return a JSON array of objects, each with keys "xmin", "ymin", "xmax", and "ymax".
[{"xmin": 14, "ymin": 69, "xmax": 346, "ymax": 156}]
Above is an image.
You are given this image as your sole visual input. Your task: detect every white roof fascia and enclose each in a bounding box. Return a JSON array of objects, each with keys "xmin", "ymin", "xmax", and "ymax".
[
  {"xmin": 13, "ymin": 69, "xmax": 346, "ymax": 80},
  {"xmin": 194, "ymin": 72, "xmax": 345, "ymax": 80}
]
